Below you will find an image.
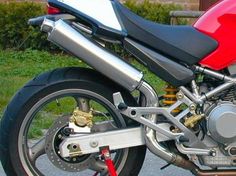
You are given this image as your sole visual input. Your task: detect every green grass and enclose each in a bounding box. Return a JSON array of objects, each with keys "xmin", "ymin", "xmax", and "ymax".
[
  {"xmin": 0, "ymin": 49, "xmax": 165, "ymax": 138},
  {"xmin": 0, "ymin": 49, "xmax": 87, "ymax": 116}
]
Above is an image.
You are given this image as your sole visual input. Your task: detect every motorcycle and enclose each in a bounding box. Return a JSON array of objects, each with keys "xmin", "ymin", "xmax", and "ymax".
[{"xmin": 1, "ymin": 0, "xmax": 236, "ymax": 175}]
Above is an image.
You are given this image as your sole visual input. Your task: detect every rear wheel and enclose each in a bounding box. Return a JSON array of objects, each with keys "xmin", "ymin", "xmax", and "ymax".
[{"xmin": 0, "ymin": 67, "xmax": 146, "ymax": 176}]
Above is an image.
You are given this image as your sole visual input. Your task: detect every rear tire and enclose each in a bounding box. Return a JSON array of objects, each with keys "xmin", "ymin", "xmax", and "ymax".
[{"xmin": 0, "ymin": 67, "xmax": 146, "ymax": 176}]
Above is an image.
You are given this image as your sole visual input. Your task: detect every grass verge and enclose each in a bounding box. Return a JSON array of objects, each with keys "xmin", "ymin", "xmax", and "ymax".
[{"xmin": 0, "ymin": 49, "xmax": 165, "ymax": 138}]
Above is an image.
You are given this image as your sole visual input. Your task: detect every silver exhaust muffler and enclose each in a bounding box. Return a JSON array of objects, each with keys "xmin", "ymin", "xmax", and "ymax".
[{"xmin": 41, "ymin": 19, "xmax": 143, "ymax": 91}]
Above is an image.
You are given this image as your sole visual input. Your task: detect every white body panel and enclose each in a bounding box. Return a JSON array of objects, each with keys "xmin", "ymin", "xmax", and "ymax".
[{"xmin": 58, "ymin": 0, "xmax": 122, "ymax": 31}]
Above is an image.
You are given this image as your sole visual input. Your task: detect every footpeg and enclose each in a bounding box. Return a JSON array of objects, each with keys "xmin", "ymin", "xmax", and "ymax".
[{"xmin": 118, "ymin": 103, "xmax": 128, "ymax": 110}]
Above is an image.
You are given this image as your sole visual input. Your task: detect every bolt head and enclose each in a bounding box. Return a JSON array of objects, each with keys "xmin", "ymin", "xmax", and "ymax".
[
  {"xmin": 189, "ymin": 104, "xmax": 196, "ymax": 111},
  {"xmin": 90, "ymin": 140, "xmax": 98, "ymax": 148},
  {"xmin": 176, "ymin": 92, "xmax": 184, "ymax": 100}
]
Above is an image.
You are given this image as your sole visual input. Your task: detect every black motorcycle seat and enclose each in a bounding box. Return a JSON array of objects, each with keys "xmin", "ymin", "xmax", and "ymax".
[{"xmin": 114, "ymin": 1, "xmax": 218, "ymax": 65}]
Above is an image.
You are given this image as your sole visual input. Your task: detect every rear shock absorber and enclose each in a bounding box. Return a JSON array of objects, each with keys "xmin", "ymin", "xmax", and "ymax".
[{"xmin": 163, "ymin": 85, "xmax": 180, "ymax": 113}]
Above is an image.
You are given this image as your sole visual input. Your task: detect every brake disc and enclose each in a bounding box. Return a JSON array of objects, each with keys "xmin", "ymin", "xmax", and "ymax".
[{"xmin": 45, "ymin": 115, "xmax": 96, "ymax": 172}]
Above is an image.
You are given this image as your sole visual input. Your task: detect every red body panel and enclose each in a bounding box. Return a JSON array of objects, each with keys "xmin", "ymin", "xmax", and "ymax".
[{"xmin": 194, "ymin": 0, "xmax": 236, "ymax": 70}]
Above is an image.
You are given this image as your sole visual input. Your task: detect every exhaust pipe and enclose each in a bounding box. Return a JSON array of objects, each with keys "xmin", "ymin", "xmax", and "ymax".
[
  {"xmin": 41, "ymin": 19, "xmax": 143, "ymax": 92},
  {"xmin": 138, "ymin": 82, "xmax": 198, "ymax": 172}
]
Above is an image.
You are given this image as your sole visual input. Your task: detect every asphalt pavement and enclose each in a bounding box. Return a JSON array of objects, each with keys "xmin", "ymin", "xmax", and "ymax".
[{"xmin": 0, "ymin": 150, "xmax": 193, "ymax": 176}]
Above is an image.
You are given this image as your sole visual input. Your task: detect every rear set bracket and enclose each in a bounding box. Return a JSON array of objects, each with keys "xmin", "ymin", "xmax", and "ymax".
[{"xmin": 113, "ymin": 92, "xmax": 206, "ymax": 148}]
